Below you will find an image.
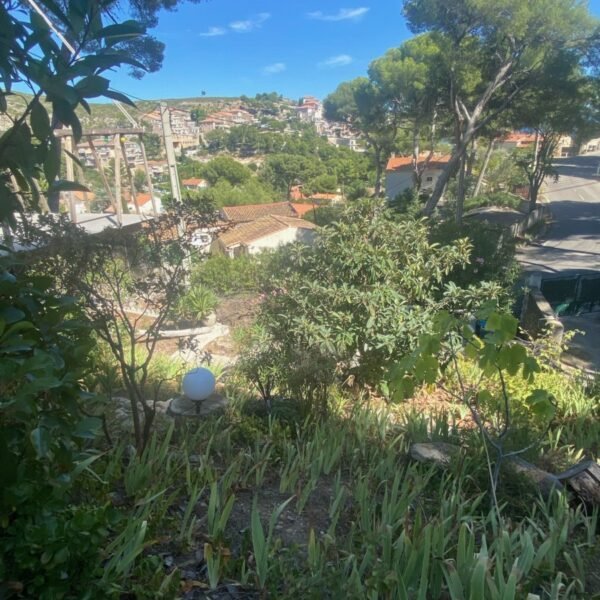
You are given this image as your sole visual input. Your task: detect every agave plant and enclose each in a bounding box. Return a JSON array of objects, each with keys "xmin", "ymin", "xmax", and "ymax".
[{"xmin": 177, "ymin": 286, "xmax": 218, "ymax": 322}]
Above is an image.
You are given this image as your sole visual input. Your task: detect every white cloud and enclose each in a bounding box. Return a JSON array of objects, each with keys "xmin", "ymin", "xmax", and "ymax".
[
  {"xmin": 319, "ymin": 54, "xmax": 353, "ymax": 68},
  {"xmin": 230, "ymin": 12, "xmax": 271, "ymax": 32},
  {"xmin": 308, "ymin": 7, "xmax": 369, "ymax": 22},
  {"xmin": 199, "ymin": 26, "xmax": 226, "ymax": 37},
  {"xmin": 263, "ymin": 62, "xmax": 286, "ymax": 75}
]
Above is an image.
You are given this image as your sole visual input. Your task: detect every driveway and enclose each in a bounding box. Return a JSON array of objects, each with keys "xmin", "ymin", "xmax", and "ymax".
[
  {"xmin": 516, "ymin": 154, "xmax": 600, "ymax": 371},
  {"xmin": 517, "ymin": 153, "xmax": 600, "ymax": 276}
]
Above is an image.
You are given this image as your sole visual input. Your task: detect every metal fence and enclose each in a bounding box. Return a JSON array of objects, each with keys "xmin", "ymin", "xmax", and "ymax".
[{"xmin": 541, "ymin": 275, "xmax": 600, "ymax": 316}]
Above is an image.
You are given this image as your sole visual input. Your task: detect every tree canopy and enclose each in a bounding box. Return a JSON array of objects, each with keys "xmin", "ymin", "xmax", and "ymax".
[
  {"xmin": 200, "ymin": 156, "xmax": 253, "ymax": 187},
  {"xmin": 402, "ymin": 0, "xmax": 597, "ymax": 215},
  {"xmin": 325, "ymin": 78, "xmax": 399, "ymax": 196}
]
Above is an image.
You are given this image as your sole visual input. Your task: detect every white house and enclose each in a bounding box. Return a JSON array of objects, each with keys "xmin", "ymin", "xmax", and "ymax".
[
  {"xmin": 495, "ymin": 132, "xmax": 537, "ymax": 152},
  {"xmin": 385, "ymin": 154, "xmax": 451, "ymax": 200},
  {"xmin": 295, "ymin": 97, "xmax": 323, "ymax": 124},
  {"xmin": 182, "ymin": 177, "xmax": 209, "ymax": 191},
  {"xmin": 215, "ymin": 215, "xmax": 316, "ymax": 257},
  {"xmin": 127, "ymin": 193, "xmax": 163, "ymax": 215}
]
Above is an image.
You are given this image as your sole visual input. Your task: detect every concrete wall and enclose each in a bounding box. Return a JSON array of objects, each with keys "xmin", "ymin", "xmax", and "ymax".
[
  {"xmin": 520, "ymin": 288, "xmax": 564, "ymax": 343},
  {"xmin": 385, "ymin": 168, "xmax": 445, "ymax": 200},
  {"xmin": 246, "ymin": 227, "xmax": 316, "ymax": 255},
  {"xmin": 510, "ymin": 205, "xmax": 549, "ymax": 237}
]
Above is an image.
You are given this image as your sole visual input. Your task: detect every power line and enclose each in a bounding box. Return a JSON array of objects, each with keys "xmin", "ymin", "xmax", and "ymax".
[{"xmin": 25, "ymin": 0, "xmax": 140, "ymax": 129}]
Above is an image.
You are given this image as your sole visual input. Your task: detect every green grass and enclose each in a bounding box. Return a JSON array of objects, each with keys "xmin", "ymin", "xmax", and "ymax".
[{"xmin": 84, "ymin": 371, "xmax": 599, "ymax": 598}]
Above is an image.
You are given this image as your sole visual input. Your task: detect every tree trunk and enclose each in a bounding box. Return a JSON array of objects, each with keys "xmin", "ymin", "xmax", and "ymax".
[
  {"xmin": 412, "ymin": 122, "xmax": 421, "ymax": 190},
  {"xmin": 528, "ymin": 130, "xmax": 542, "ymax": 213},
  {"xmin": 473, "ymin": 139, "xmax": 494, "ymax": 197},
  {"xmin": 465, "ymin": 138, "xmax": 477, "ymax": 184},
  {"xmin": 424, "ymin": 58, "xmax": 514, "ymax": 216},
  {"xmin": 456, "ymin": 152, "xmax": 467, "ymax": 225},
  {"xmin": 528, "ymin": 182, "xmax": 539, "ymax": 213},
  {"xmin": 423, "ymin": 144, "xmax": 465, "ymax": 215},
  {"xmin": 374, "ymin": 146, "xmax": 383, "ymax": 197}
]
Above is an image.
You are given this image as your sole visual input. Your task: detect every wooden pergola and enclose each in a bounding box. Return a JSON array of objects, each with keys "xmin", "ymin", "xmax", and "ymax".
[{"xmin": 54, "ymin": 127, "xmax": 158, "ymax": 225}]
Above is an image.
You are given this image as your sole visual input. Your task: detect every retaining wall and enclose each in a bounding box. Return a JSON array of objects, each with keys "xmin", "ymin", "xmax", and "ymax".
[
  {"xmin": 520, "ymin": 287, "xmax": 564, "ymax": 343},
  {"xmin": 510, "ymin": 205, "xmax": 549, "ymax": 238}
]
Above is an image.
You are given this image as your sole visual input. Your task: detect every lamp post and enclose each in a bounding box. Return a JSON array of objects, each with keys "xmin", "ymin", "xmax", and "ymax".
[{"xmin": 182, "ymin": 367, "xmax": 216, "ymax": 416}]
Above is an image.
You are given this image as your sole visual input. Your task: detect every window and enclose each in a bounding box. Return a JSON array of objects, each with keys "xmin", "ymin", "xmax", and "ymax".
[{"xmin": 426, "ymin": 176, "xmax": 433, "ymax": 182}]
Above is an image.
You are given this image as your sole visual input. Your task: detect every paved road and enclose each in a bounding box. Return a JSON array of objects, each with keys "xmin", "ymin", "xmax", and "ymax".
[{"xmin": 518, "ymin": 153, "xmax": 600, "ymax": 276}]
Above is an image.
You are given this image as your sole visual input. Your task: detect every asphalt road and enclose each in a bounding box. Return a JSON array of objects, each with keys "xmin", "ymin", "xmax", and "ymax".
[{"xmin": 517, "ymin": 153, "xmax": 600, "ymax": 275}]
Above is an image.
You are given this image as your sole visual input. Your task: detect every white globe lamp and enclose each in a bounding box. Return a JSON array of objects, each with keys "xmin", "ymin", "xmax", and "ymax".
[{"xmin": 182, "ymin": 368, "xmax": 216, "ymax": 414}]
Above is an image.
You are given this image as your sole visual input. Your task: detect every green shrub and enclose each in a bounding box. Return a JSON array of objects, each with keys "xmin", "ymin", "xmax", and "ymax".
[
  {"xmin": 191, "ymin": 254, "xmax": 267, "ymax": 296},
  {"xmin": 0, "ymin": 267, "xmax": 111, "ymax": 597},
  {"xmin": 430, "ymin": 219, "xmax": 520, "ymax": 307},
  {"xmin": 464, "ymin": 191, "xmax": 523, "ymax": 211},
  {"xmin": 303, "ymin": 204, "xmax": 345, "ymax": 226},
  {"xmin": 244, "ymin": 199, "xmax": 509, "ymax": 399},
  {"xmin": 177, "ymin": 285, "xmax": 218, "ymax": 322}
]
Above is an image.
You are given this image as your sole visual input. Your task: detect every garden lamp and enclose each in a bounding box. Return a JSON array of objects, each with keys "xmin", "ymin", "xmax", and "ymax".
[{"xmin": 182, "ymin": 367, "xmax": 216, "ymax": 415}]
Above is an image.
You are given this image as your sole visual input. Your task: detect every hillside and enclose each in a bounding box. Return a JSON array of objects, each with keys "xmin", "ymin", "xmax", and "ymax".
[{"xmin": 5, "ymin": 93, "xmax": 247, "ymax": 130}]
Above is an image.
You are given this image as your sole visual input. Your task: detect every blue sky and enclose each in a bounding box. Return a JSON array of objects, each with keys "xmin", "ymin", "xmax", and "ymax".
[{"xmin": 108, "ymin": 0, "xmax": 600, "ymax": 102}]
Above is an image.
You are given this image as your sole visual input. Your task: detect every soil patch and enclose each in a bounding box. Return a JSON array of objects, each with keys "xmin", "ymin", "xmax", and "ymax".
[
  {"xmin": 225, "ymin": 477, "xmax": 335, "ymax": 551},
  {"xmin": 216, "ymin": 294, "xmax": 261, "ymax": 330}
]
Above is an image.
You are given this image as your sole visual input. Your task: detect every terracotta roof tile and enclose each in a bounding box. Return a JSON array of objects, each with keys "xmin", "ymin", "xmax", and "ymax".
[
  {"xmin": 133, "ymin": 193, "xmax": 152, "ymax": 206},
  {"xmin": 182, "ymin": 177, "xmax": 207, "ymax": 186},
  {"xmin": 291, "ymin": 203, "xmax": 315, "ymax": 217},
  {"xmin": 501, "ymin": 132, "xmax": 537, "ymax": 144},
  {"xmin": 73, "ymin": 190, "xmax": 96, "ymax": 201},
  {"xmin": 386, "ymin": 153, "xmax": 452, "ymax": 171},
  {"xmin": 219, "ymin": 215, "xmax": 316, "ymax": 248},
  {"xmin": 221, "ymin": 202, "xmax": 297, "ymax": 223}
]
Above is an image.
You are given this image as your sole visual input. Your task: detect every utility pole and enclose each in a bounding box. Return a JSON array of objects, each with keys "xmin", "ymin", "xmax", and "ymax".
[
  {"xmin": 139, "ymin": 136, "xmax": 158, "ymax": 216},
  {"xmin": 160, "ymin": 102, "xmax": 182, "ymax": 203},
  {"xmin": 63, "ymin": 135, "xmax": 77, "ymax": 223},
  {"xmin": 120, "ymin": 137, "xmax": 140, "ymax": 215},
  {"xmin": 113, "ymin": 134, "xmax": 123, "ymax": 226},
  {"xmin": 88, "ymin": 138, "xmax": 117, "ymax": 214},
  {"xmin": 160, "ymin": 102, "xmax": 191, "ymax": 283}
]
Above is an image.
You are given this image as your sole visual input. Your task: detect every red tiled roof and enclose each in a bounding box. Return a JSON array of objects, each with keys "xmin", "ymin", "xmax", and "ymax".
[
  {"xmin": 134, "ymin": 193, "xmax": 153, "ymax": 206},
  {"xmin": 221, "ymin": 202, "xmax": 297, "ymax": 223},
  {"xmin": 501, "ymin": 132, "xmax": 537, "ymax": 144},
  {"xmin": 291, "ymin": 203, "xmax": 315, "ymax": 217},
  {"xmin": 182, "ymin": 177, "xmax": 207, "ymax": 186},
  {"xmin": 219, "ymin": 215, "xmax": 316, "ymax": 248},
  {"xmin": 386, "ymin": 153, "xmax": 452, "ymax": 171}
]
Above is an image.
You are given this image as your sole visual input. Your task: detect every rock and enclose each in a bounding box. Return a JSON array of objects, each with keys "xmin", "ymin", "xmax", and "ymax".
[
  {"xmin": 209, "ymin": 353, "xmax": 238, "ymax": 368},
  {"xmin": 112, "ymin": 396, "xmax": 170, "ymax": 428},
  {"xmin": 167, "ymin": 393, "xmax": 228, "ymax": 418},
  {"xmin": 507, "ymin": 457, "xmax": 563, "ymax": 499},
  {"xmin": 409, "ymin": 442, "xmax": 460, "ymax": 467},
  {"xmin": 200, "ymin": 311, "xmax": 217, "ymax": 328}
]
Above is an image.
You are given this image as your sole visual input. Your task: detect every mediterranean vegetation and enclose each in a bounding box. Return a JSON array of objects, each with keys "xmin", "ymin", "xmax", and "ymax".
[{"xmin": 1, "ymin": 1, "xmax": 599, "ymax": 599}]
